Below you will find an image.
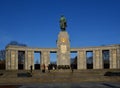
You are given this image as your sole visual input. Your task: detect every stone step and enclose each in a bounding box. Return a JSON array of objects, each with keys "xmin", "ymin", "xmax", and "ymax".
[
  {"xmin": 0, "ymin": 69, "xmax": 120, "ymax": 78},
  {"xmin": 0, "ymin": 69, "xmax": 120, "ymax": 83}
]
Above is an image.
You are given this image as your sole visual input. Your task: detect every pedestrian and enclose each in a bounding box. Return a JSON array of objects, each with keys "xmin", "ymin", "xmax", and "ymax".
[
  {"xmin": 48, "ymin": 64, "xmax": 50, "ymax": 72},
  {"xmin": 71, "ymin": 64, "xmax": 74, "ymax": 73},
  {"xmin": 30, "ymin": 65, "xmax": 33, "ymax": 73},
  {"xmin": 42, "ymin": 64, "xmax": 45, "ymax": 73}
]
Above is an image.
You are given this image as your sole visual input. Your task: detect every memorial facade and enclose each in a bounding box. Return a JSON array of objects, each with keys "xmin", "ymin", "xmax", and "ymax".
[
  {"xmin": 5, "ymin": 44, "xmax": 120, "ymax": 70},
  {"xmin": 5, "ymin": 16, "xmax": 120, "ymax": 70}
]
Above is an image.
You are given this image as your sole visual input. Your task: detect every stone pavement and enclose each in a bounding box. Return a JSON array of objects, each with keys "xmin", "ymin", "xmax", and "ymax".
[
  {"xmin": 0, "ymin": 69, "xmax": 120, "ymax": 88},
  {"xmin": 0, "ymin": 83, "xmax": 120, "ymax": 88}
]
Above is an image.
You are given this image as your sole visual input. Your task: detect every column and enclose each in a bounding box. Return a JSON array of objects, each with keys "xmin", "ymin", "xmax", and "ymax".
[
  {"xmin": 10, "ymin": 50, "xmax": 18, "ymax": 70},
  {"xmin": 5, "ymin": 50, "xmax": 11, "ymax": 70},
  {"xmin": 110, "ymin": 49, "xmax": 117, "ymax": 69},
  {"xmin": 93, "ymin": 49, "xmax": 103, "ymax": 69},
  {"xmin": 25, "ymin": 51, "xmax": 28, "ymax": 70},
  {"xmin": 27, "ymin": 51, "xmax": 31, "ymax": 70},
  {"xmin": 77, "ymin": 50, "xmax": 86, "ymax": 69},
  {"xmin": 25, "ymin": 51, "xmax": 34, "ymax": 70},
  {"xmin": 15, "ymin": 50, "xmax": 18, "ymax": 70},
  {"xmin": 117, "ymin": 47, "xmax": 120, "ymax": 69},
  {"xmin": 41, "ymin": 51, "xmax": 50, "ymax": 70},
  {"xmin": 31, "ymin": 51, "xmax": 34, "ymax": 70},
  {"xmin": 40, "ymin": 51, "xmax": 44, "ymax": 69}
]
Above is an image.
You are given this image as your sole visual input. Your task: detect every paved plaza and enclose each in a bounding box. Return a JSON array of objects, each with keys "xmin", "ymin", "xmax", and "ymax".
[
  {"xmin": 0, "ymin": 70, "xmax": 120, "ymax": 88},
  {"xmin": 0, "ymin": 83, "xmax": 120, "ymax": 88},
  {"xmin": 16, "ymin": 83, "xmax": 120, "ymax": 88}
]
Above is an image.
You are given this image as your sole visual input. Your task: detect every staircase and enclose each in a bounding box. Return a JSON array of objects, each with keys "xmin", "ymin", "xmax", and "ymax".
[{"xmin": 0, "ymin": 69, "xmax": 120, "ymax": 84}]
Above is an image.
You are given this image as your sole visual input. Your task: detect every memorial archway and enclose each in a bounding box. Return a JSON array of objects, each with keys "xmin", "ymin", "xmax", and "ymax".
[
  {"xmin": 18, "ymin": 51, "xmax": 25, "ymax": 70},
  {"xmin": 34, "ymin": 51, "xmax": 41, "ymax": 70},
  {"xmin": 102, "ymin": 50, "xmax": 110, "ymax": 69}
]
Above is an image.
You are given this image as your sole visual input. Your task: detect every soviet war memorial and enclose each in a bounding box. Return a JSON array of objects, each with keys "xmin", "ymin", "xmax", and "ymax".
[
  {"xmin": 5, "ymin": 16, "xmax": 120, "ymax": 71},
  {"xmin": 0, "ymin": 0, "xmax": 120, "ymax": 88},
  {"xmin": 1, "ymin": 17, "xmax": 120, "ymax": 88}
]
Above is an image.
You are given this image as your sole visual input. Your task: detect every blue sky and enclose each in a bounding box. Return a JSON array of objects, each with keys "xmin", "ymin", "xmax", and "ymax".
[{"xmin": 0, "ymin": 0, "xmax": 120, "ymax": 62}]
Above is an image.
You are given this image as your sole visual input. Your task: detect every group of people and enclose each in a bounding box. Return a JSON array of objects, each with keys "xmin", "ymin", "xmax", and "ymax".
[
  {"xmin": 41, "ymin": 64, "xmax": 75, "ymax": 73},
  {"xmin": 30, "ymin": 63, "xmax": 76, "ymax": 73}
]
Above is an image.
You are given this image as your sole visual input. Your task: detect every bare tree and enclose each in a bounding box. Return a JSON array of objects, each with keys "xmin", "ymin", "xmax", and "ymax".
[
  {"xmin": 87, "ymin": 56, "xmax": 93, "ymax": 64},
  {"xmin": 18, "ymin": 51, "xmax": 25, "ymax": 64},
  {"xmin": 35, "ymin": 59, "xmax": 40, "ymax": 64},
  {"xmin": 6, "ymin": 41, "xmax": 27, "ymax": 47},
  {"xmin": 103, "ymin": 50, "xmax": 109, "ymax": 64},
  {"xmin": 0, "ymin": 50, "xmax": 5, "ymax": 69},
  {"xmin": 0, "ymin": 50, "xmax": 5, "ymax": 61}
]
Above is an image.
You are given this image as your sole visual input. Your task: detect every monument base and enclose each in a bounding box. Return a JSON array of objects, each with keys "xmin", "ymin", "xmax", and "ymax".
[{"xmin": 57, "ymin": 31, "xmax": 70, "ymax": 67}]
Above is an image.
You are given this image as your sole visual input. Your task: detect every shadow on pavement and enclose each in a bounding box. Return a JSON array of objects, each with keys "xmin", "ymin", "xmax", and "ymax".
[
  {"xmin": 0, "ymin": 85, "xmax": 21, "ymax": 88},
  {"xmin": 0, "ymin": 73, "xmax": 3, "ymax": 76},
  {"xmin": 104, "ymin": 71, "xmax": 120, "ymax": 76},
  {"xmin": 17, "ymin": 72, "xmax": 32, "ymax": 77}
]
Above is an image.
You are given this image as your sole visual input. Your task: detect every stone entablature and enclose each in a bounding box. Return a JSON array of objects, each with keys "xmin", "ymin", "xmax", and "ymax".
[
  {"xmin": 5, "ymin": 44, "xmax": 120, "ymax": 70},
  {"xmin": 6, "ymin": 45, "xmax": 57, "ymax": 52},
  {"xmin": 6, "ymin": 45, "xmax": 119, "ymax": 51}
]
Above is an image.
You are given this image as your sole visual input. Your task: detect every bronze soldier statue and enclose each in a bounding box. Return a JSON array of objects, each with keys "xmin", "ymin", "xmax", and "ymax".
[{"xmin": 60, "ymin": 15, "xmax": 67, "ymax": 31}]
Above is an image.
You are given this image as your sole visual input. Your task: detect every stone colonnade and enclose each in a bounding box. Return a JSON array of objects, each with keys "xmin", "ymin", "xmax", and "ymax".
[
  {"xmin": 77, "ymin": 48, "xmax": 120, "ymax": 69},
  {"xmin": 6, "ymin": 45, "xmax": 120, "ymax": 70},
  {"xmin": 6, "ymin": 49, "xmax": 50, "ymax": 70}
]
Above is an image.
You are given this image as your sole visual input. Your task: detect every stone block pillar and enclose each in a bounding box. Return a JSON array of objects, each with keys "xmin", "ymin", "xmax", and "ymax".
[
  {"xmin": 6, "ymin": 50, "xmax": 18, "ymax": 70},
  {"xmin": 25, "ymin": 51, "xmax": 28, "ymax": 70},
  {"xmin": 40, "ymin": 51, "xmax": 50, "ymax": 70},
  {"xmin": 25, "ymin": 51, "xmax": 34, "ymax": 70},
  {"xmin": 77, "ymin": 50, "xmax": 86, "ymax": 69},
  {"xmin": 57, "ymin": 31, "xmax": 70, "ymax": 66},
  {"xmin": 93, "ymin": 50, "xmax": 103, "ymax": 69},
  {"xmin": 15, "ymin": 50, "xmax": 18, "ymax": 70},
  {"xmin": 110, "ymin": 49, "xmax": 117, "ymax": 69},
  {"xmin": 117, "ymin": 47, "xmax": 120, "ymax": 69},
  {"xmin": 6, "ymin": 50, "xmax": 10, "ymax": 70}
]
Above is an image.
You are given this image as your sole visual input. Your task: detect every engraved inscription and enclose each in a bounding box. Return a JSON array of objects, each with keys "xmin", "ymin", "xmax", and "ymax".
[{"xmin": 60, "ymin": 45, "xmax": 67, "ymax": 54}]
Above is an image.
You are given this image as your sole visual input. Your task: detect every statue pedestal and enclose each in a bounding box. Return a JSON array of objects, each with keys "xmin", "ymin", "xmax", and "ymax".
[{"xmin": 57, "ymin": 31, "xmax": 70, "ymax": 67}]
